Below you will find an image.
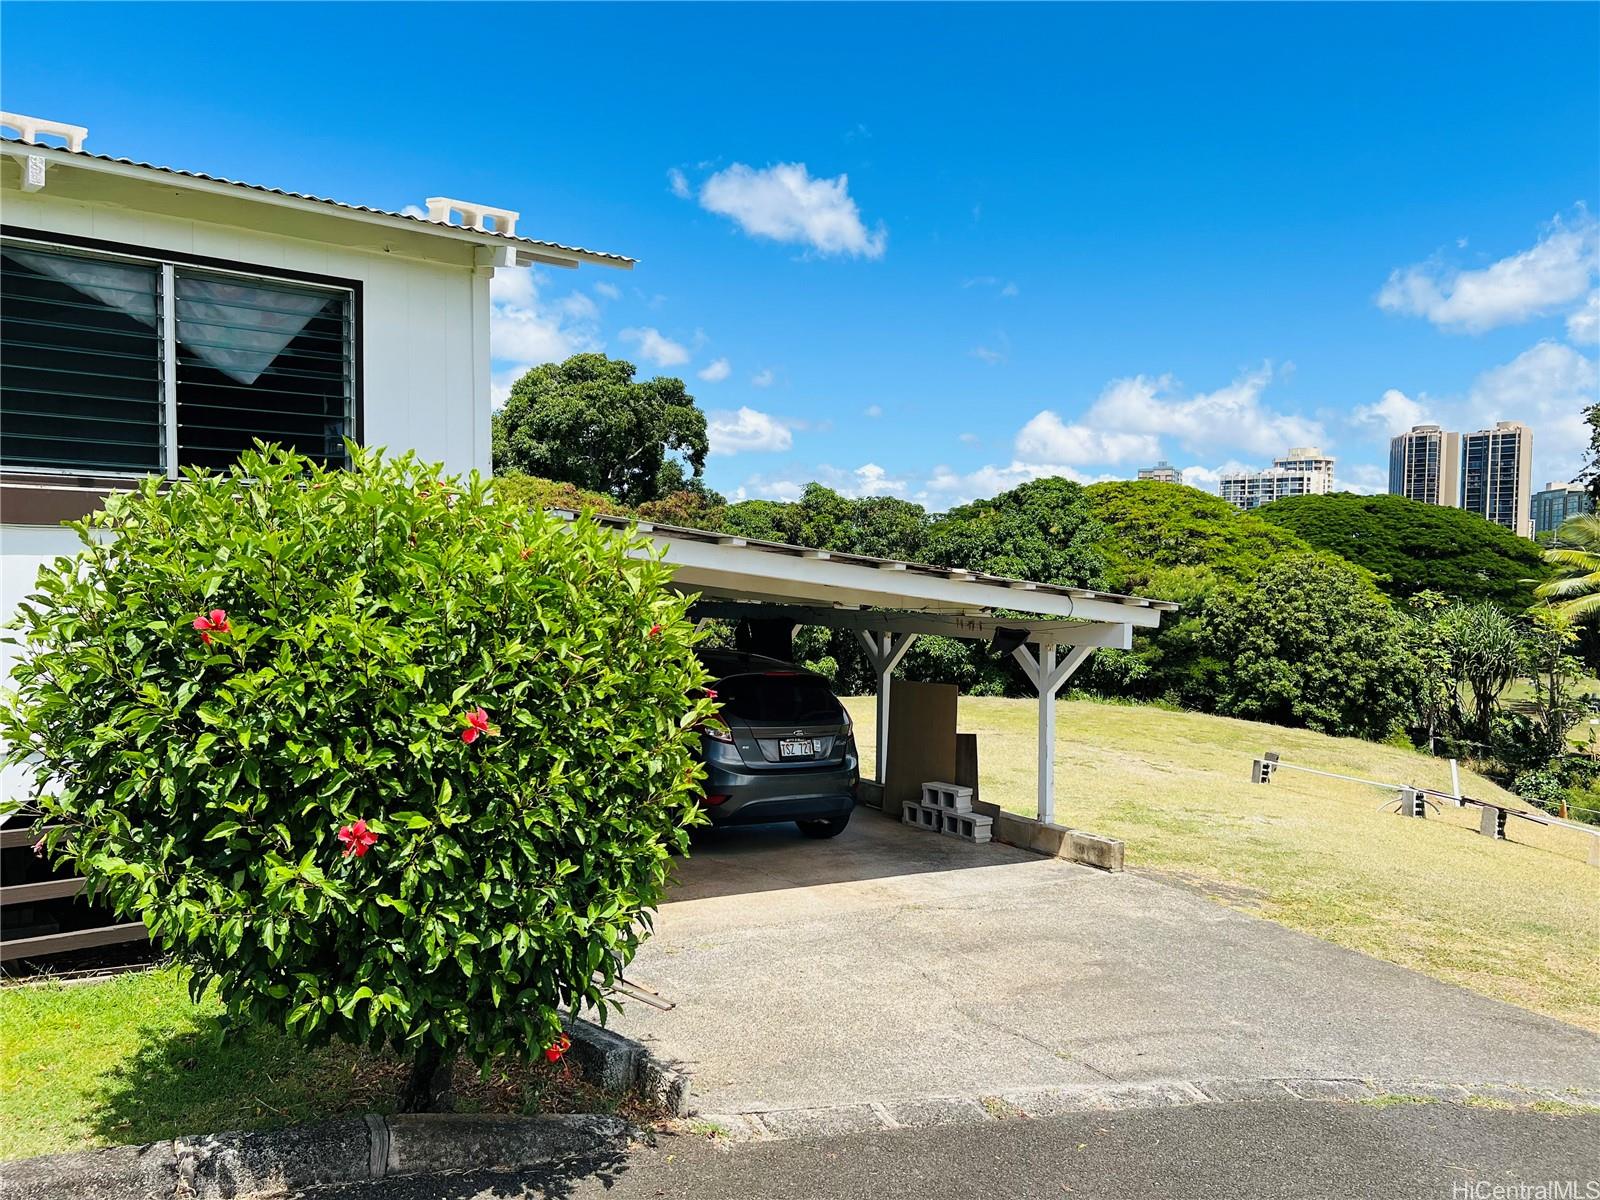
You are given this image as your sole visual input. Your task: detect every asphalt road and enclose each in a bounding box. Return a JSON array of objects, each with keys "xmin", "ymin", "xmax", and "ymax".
[{"xmin": 297, "ymin": 1100, "xmax": 1600, "ymax": 1200}]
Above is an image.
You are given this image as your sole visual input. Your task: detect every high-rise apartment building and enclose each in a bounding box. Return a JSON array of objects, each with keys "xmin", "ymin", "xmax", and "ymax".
[
  {"xmin": 1137, "ymin": 460, "xmax": 1183, "ymax": 484},
  {"xmin": 1217, "ymin": 447, "xmax": 1335, "ymax": 510},
  {"xmin": 1532, "ymin": 480, "xmax": 1594, "ymax": 538},
  {"xmin": 1460, "ymin": 421, "xmax": 1533, "ymax": 537},
  {"xmin": 1388, "ymin": 424, "xmax": 1461, "ymax": 507}
]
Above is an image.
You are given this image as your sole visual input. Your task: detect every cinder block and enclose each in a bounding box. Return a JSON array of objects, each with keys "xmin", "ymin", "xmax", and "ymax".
[
  {"xmin": 954, "ymin": 813, "xmax": 993, "ymax": 843},
  {"xmin": 916, "ymin": 805, "xmax": 940, "ymax": 831},
  {"xmin": 1067, "ymin": 830, "xmax": 1124, "ymax": 872},
  {"xmin": 901, "ymin": 801, "xmax": 922, "ymax": 827},
  {"xmin": 921, "ymin": 781, "xmax": 973, "ymax": 812}
]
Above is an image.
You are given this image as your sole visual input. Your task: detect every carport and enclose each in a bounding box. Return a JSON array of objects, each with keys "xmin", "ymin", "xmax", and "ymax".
[{"xmin": 566, "ymin": 513, "xmax": 1177, "ymax": 824}]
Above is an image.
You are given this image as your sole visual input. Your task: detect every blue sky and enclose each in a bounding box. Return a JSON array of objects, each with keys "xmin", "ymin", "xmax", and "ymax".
[{"xmin": 4, "ymin": 2, "xmax": 1596, "ymax": 506}]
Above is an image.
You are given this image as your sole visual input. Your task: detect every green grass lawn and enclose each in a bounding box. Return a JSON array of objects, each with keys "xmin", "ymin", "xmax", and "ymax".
[
  {"xmin": 846, "ymin": 695, "xmax": 1600, "ymax": 1035},
  {"xmin": 0, "ymin": 968, "xmax": 631, "ymax": 1161}
]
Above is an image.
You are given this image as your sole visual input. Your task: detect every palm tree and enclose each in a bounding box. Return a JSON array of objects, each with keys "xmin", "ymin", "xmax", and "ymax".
[{"xmin": 1537, "ymin": 513, "xmax": 1600, "ymax": 620}]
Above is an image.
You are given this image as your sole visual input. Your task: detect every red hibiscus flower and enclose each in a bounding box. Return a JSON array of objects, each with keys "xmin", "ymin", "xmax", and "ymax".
[
  {"xmin": 337, "ymin": 819, "xmax": 379, "ymax": 858},
  {"xmin": 648, "ymin": 623, "xmax": 663, "ymax": 638},
  {"xmin": 544, "ymin": 1033, "xmax": 572, "ymax": 1063},
  {"xmin": 192, "ymin": 609, "xmax": 231, "ymax": 645},
  {"xmin": 704, "ymin": 688, "xmax": 718, "ymax": 701},
  {"xmin": 460, "ymin": 706, "xmax": 499, "ymax": 744}
]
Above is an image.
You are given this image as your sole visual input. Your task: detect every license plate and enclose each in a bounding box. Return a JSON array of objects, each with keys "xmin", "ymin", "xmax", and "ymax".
[{"xmin": 779, "ymin": 738, "xmax": 817, "ymax": 758}]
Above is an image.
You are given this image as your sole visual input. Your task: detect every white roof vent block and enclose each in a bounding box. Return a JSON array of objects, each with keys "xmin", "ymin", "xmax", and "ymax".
[
  {"xmin": 0, "ymin": 111, "xmax": 88, "ymax": 152},
  {"xmin": 424, "ymin": 196, "xmax": 519, "ymax": 238}
]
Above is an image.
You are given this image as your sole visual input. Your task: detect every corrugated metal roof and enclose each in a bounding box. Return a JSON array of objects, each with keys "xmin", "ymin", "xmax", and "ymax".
[
  {"xmin": 555, "ymin": 508, "xmax": 1181, "ymax": 614},
  {"xmin": 0, "ymin": 137, "xmax": 636, "ymax": 266}
]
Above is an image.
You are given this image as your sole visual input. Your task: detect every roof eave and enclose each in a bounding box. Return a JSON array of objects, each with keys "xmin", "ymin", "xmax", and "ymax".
[{"xmin": 0, "ymin": 140, "xmax": 635, "ymax": 270}]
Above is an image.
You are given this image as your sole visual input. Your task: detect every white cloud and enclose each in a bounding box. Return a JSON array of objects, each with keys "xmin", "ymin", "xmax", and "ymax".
[
  {"xmin": 697, "ymin": 162, "xmax": 887, "ymax": 259},
  {"xmin": 1080, "ymin": 364, "xmax": 1322, "ymax": 458},
  {"xmin": 1013, "ymin": 411, "xmax": 1161, "ymax": 466},
  {"xmin": 1469, "ymin": 340, "xmax": 1596, "ymax": 418},
  {"xmin": 1344, "ymin": 341, "xmax": 1596, "ymax": 500},
  {"xmin": 708, "ymin": 406, "xmax": 794, "ymax": 455},
  {"xmin": 666, "ymin": 167, "xmax": 691, "ymax": 199},
  {"xmin": 751, "ymin": 368, "xmax": 776, "ymax": 388},
  {"xmin": 1377, "ymin": 211, "xmax": 1599, "ymax": 334},
  {"xmin": 863, "ymin": 404, "xmax": 883, "ymax": 419},
  {"xmin": 489, "ymin": 267, "xmax": 601, "ymax": 400},
  {"xmin": 733, "ymin": 475, "xmax": 806, "ymax": 503},
  {"xmin": 697, "ymin": 357, "xmax": 732, "ymax": 383},
  {"xmin": 1342, "ymin": 463, "xmax": 1389, "ymax": 495},
  {"xmin": 958, "ymin": 432, "xmax": 981, "ymax": 445},
  {"xmin": 1000, "ymin": 282, "xmax": 1019, "ymax": 298},
  {"xmin": 970, "ymin": 344, "xmax": 1007, "ymax": 366},
  {"xmin": 400, "ymin": 203, "xmax": 428, "ymax": 220},
  {"xmin": 845, "ymin": 463, "xmax": 907, "ymax": 497},
  {"xmin": 1569, "ymin": 290, "xmax": 1600, "ymax": 344},
  {"xmin": 593, "ymin": 280, "xmax": 621, "ymax": 301},
  {"xmin": 1353, "ymin": 388, "xmax": 1430, "ymax": 436},
  {"xmin": 620, "ymin": 326, "xmax": 690, "ymax": 368},
  {"xmin": 916, "ymin": 461, "xmax": 1104, "ymax": 507}
]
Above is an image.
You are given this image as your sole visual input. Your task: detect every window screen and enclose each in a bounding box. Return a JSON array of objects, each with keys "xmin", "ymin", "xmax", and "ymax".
[
  {"xmin": 174, "ymin": 270, "xmax": 352, "ymax": 470},
  {"xmin": 0, "ymin": 244, "xmax": 164, "ymax": 472}
]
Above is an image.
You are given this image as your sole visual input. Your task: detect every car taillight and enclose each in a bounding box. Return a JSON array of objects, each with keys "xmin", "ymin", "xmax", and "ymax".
[
  {"xmin": 704, "ymin": 721, "xmax": 734, "ymax": 743},
  {"xmin": 702, "ymin": 794, "xmax": 730, "ymax": 806}
]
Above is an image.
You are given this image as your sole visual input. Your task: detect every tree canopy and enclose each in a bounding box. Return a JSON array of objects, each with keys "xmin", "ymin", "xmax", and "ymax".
[
  {"xmin": 1256, "ymin": 491, "xmax": 1548, "ymax": 610},
  {"xmin": 491, "ymin": 353, "xmax": 710, "ymax": 506},
  {"xmin": 722, "ymin": 484, "xmax": 929, "ymax": 561},
  {"xmin": 1202, "ymin": 553, "xmax": 1415, "ymax": 740},
  {"xmin": 923, "ymin": 477, "xmax": 1106, "ymax": 587},
  {"xmin": 1085, "ymin": 480, "xmax": 1313, "ymax": 595}
]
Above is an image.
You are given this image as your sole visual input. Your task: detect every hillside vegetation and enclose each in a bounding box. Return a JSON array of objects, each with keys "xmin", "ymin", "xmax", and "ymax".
[
  {"xmin": 847, "ymin": 695, "xmax": 1600, "ymax": 1033},
  {"xmin": 1258, "ymin": 491, "xmax": 1549, "ymax": 609}
]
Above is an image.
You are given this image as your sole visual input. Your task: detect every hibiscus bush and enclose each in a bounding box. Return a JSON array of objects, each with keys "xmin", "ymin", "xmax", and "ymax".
[{"xmin": 0, "ymin": 444, "xmax": 713, "ymax": 1107}]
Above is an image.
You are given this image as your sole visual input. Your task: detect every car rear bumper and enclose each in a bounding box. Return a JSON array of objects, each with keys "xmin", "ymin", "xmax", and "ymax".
[{"xmin": 700, "ymin": 761, "xmax": 859, "ymax": 826}]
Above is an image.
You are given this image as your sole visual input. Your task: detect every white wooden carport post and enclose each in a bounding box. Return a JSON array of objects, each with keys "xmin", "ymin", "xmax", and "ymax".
[
  {"xmin": 853, "ymin": 630, "xmax": 918, "ymax": 790},
  {"xmin": 1009, "ymin": 642, "xmax": 1095, "ymax": 825}
]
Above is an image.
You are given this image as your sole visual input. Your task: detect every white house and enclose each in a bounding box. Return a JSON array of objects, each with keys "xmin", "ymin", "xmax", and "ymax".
[{"xmin": 0, "ymin": 112, "xmax": 632, "ymax": 801}]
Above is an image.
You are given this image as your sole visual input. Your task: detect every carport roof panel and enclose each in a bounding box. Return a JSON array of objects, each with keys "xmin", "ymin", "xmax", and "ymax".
[{"xmin": 555, "ymin": 510, "xmax": 1177, "ymax": 628}]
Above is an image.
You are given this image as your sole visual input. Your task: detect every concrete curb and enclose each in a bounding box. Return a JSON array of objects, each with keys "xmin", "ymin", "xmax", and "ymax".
[
  {"xmin": 1, "ymin": 1113, "xmax": 630, "ymax": 1200},
  {"xmin": 563, "ymin": 1015, "xmax": 693, "ymax": 1117},
  {"xmin": 0, "ymin": 1019, "xmax": 686, "ymax": 1200},
  {"xmin": 695, "ymin": 1077, "xmax": 1600, "ymax": 1143}
]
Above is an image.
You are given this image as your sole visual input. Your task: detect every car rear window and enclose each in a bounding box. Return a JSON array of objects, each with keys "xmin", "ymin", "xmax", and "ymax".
[{"xmin": 714, "ymin": 674, "xmax": 843, "ymax": 724}]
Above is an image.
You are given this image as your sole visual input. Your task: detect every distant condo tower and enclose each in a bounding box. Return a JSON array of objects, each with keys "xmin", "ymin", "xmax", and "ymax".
[
  {"xmin": 1461, "ymin": 421, "xmax": 1533, "ymax": 537},
  {"xmin": 1137, "ymin": 460, "xmax": 1183, "ymax": 484},
  {"xmin": 1388, "ymin": 424, "xmax": 1461, "ymax": 507},
  {"xmin": 1218, "ymin": 447, "xmax": 1335, "ymax": 510},
  {"xmin": 1532, "ymin": 480, "xmax": 1594, "ymax": 538}
]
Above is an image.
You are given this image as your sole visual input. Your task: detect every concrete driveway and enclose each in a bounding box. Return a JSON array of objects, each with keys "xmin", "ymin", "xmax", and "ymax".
[{"xmin": 608, "ymin": 813, "xmax": 1600, "ymax": 1122}]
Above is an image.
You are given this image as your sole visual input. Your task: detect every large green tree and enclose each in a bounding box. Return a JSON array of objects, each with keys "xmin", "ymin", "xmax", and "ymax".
[
  {"xmin": 1202, "ymin": 553, "xmax": 1416, "ymax": 739},
  {"xmin": 1256, "ymin": 492, "xmax": 1548, "ymax": 610},
  {"xmin": 492, "ymin": 353, "xmax": 709, "ymax": 506},
  {"xmin": 1086, "ymin": 480, "xmax": 1311, "ymax": 595},
  {"xmin": 722, "ymin": 484, "xmax": 930, "ymax": 561},
  {"xmin": 923, "ymin": 476, "xmax": 1107, "ymax": 586},
  {"xmin": 1077, "ymin": 481, "xmax": 1318, "ymax": 708}
]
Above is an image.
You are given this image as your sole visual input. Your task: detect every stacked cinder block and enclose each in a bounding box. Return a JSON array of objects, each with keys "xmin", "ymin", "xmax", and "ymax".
[{"xmin": 902, "ymin": 781, "xmax": 991, "ymax": 844}]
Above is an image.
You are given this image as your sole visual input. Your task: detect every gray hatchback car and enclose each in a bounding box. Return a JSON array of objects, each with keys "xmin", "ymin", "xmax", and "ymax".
[{"xmin": 694, "ymin": 650, "xmax": 859, "ymax": 837}]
